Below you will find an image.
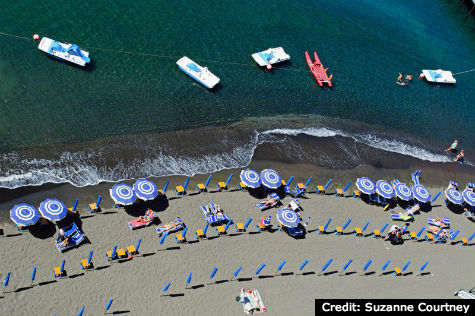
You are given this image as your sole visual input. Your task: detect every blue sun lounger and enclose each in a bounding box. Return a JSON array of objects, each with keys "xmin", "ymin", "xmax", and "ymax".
[
  {"xmin": 390, "ymin": 212, "xmax": 413, "ymax": 222},
  {"xmin": 56, "ymin": 230, "xmax": 85, "ymax": 252},
  {"xmin": 200, "ymin": 205, "xmax": 230, "ymax": 224},
  {"xmin": 256, "ymin": 193, "xmax": 280, "ymax": 210}
]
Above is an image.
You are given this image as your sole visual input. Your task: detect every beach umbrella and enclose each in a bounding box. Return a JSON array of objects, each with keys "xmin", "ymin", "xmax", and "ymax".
[
  {"xmin": 462, "ymin": 189, "xmax": 475, "ymax": 206},
  {"xmin": 239, "ymin": 169, "xmax": 261, "ymax": 188},
  {"xmin": 39, "ymin": 198, "xmax": 67, "ymax": 222},
  {"xmin": 412, "ymin": 184, "xmax": 431, "ymax": 203},
  {"xmin": 276, "ymin": 208, "xmax": 300, "ymax": 228},
  {"xmin": 260, "ymin": 169, "xmax": 282, "ymax": 189},
  {"xmin": 375, "ymin": 180, "xmax": 395, "ymax": 199},
  {"xmin": 133, "ymin": 179, "xmax": 158, "ymax": 201},
  {"xmin": 110, "ymin": 183, "xmax": 136, "ymax": 205},
  {"xmin": 356, "ymin": 177, "xmax": 375, "ymax": 194},
  {"xmin": 10, "ymin": 203, "xmax": 39, "ymax": 227},
  {"xmin": 445, "ymin": 188, "xmax": 463, "ymax": 205},
  {"xmin": 394, "ymin": 183, "xmax": 413, "ymax": 201}
]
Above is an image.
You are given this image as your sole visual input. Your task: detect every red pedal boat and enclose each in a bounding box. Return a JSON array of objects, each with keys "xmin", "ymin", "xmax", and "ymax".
[{"xmin": 305, "ymin": 51, "xmax": 332, "ymax": 87}]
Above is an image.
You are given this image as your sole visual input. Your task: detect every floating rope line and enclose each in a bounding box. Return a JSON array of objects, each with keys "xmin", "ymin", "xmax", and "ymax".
[
  {"xmin": 452, "ymin": 68, "xmax": 475, "ymax": 75},
  {"xmin": 0, "ymin": 30, "xmax": 310, "ymax": 73}
]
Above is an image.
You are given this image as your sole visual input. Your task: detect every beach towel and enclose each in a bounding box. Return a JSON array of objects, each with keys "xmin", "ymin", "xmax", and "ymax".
[
  {"xmin": 240, "ymin": 289, "xmax": 267, "ymax": 314},
  {"xmin": 128, "ymin": 210, "xmax": 156, "ymax": 230},
  {"xmin": 156, "ymin": 217, "xmax": 184, "ymax": 236}
]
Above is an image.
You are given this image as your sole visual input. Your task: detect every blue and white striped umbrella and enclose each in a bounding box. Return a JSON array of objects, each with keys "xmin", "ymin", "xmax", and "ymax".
[
  {"xmin": 356, "ymin": 177, "xmax": 375, "ymax": 194},
  {"xmin": 260, "ymin": 169, "xmax": 282, "ymax": 189},
  {"xmin": 376, "ymin": 180, "xmax": 395, "ymax": 199},
  {"xmin": 110, "ymin": 183, "xmax": 136, "ymax": 205},
  {"xmin": 10, "ymin": 203, "xmax": 40, "ymax": 226},
  {"xmin": 462, "ymin": 189, "xmax": 475, "ymax": 206},
  {"xmin": 240, "ymin": 169, "xmax": 261, "ymax": 188},
  {"xmin": 276, "ymin": 208, "xmax": 300, "ymax": 228},
  {"xmin": 445, "ymin": 188, "xmax": 463, "ymax": 205},
  {"xmin": 412, "ymin": 184, "xmax": 431, "ymax": 203},
  {"xmin": 39, "ymin": 198, "xmax": 67, "ymax": 222},
  {"xmin": 133, "ymin": 179, "xmax": 158, "ymax": 200},
  {"xmin": 394, "ymin": 183, "xmax": 413, "ymax": 201}
]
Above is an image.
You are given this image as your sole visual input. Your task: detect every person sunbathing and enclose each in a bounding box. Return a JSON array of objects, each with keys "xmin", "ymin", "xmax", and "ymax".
[
  {"xmin": 405, "ymin": 203, "xmax": 420, "ymax": 216},
  {"xmin": 426, "ymin": 225, "xmax": 447, "ymax": 237},
  {"xmin": 260, "ymin": 197, "xmax": 276, "ymax": 207},
  {"xmin": 137, "ymin": 210, "xmax": 154, "ymax": 223},
  {"xmin": 430, "ymin": 217, "xmax": 447, "ymax": 228},
  {"xmin": 58, "ymin": 236, "xmax": 72, "ymax": 248}
]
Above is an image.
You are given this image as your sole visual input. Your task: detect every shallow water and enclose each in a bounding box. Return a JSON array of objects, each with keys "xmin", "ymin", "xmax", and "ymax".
[{"xmin": 0, "ymin": 0, "xmax": 473, "ymax": 188}]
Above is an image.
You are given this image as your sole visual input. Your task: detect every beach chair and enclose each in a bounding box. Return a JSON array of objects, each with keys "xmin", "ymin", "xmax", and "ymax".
[
  {"xmin": 88, "ymin": 195, "xmax": 102, "ymax": 213},
  {"xmin": 126, "ymin": 239, "xmax": 142, "ymax": 256},
  {"xmin": 317, "ymin": 218, "xmax": 332, "ymax": 234},
  {"xmin": 448, "ymin": 229, "xmax": 460, "ymax": 242},
  {"xmin": 158, "ymin": 181, "xmax": 169, "ymax": 196},
  {"xmin": 352, "ymin": 190, "xmax": 360, "ymax": 198},
  {"xmin": 192, "ymin": 222, "xmax": 207, "ymax": 240},
  {"xmin": 238, "ymin": 182, "xmax": 247, "ymax": 191},
  {"xmin": 409, "ymin": 227, "xmax": 425, "ymax": 241},
  {"xmin": 175, "ymin": 177, "xmax": 189, "ymax": 195},
  {"xmin": 334, "ymin": 218, "xmax": 351, "ymax": 235},
  {"xmin": 128, "ymin": 209, "xmax": 156, "ymax": 230},
  {"xmin": 354, "ymin": 221, "xmax": 370, "ymax": 236},
  {"xmin": 281, "ymin": 176, "xmax": 294, "ymax": 189},
  {"xmin": 197, "ymin": 175, "xmax": 212, "ymax": 193},
  {"xmin": 68, "ymin": 199, "xmax": 79, "ymax": 215},
  {"xmin": 54, "ymin": 259, "xmax": 66, "ymax": 278},
  {"xmin": 459, "ymin": 232, "xmax": 475, "ymax": 246},
  {"xmin": 116, "ymin": 248, "xmax": 127, "ymax": 258},
  {"xmin": 106, "ymin": 246, "xmax": 118, "ymax": 261},
  {"xmin": 256, "ymin": 193, "xmax": 281, "ymax": 211},
  {"xmin": 81, "ymin": 251, "xmax": 94, "ymax": 270},
  {"xmin": 216, "ymin": 225, "xmax": 227, "ymax": 236},
  {"xmin": 390, "ymin": 212, "xmax": 413, "ymax": 222},
  {"xmin": 443, "ymin": 217, "xmax": 450, "ymax": 227},
  {"xmin": 372, "ymin": 223, "xmax": 388, "ymax": 238},
  {"xmin": 316, "ymin": 179, "xmax": 332, "ymax": 194},
  {"xmin": 411, "ymin": 170, "xmax": 421, "ymax": 185},
  {"xmin": 435, "ymin": 229, "xmax": 454, "ymax": 244},
  {"xmin": 175, "ymin": 226, "xmax": 188, "ymax": 243},
  {"xmin": 235, "ymin": 218, "xmax": 252, "ymax": 232},
  {"xmin": 335, "ymin": 181, "xmax": 351, "ymax": 197},
  {"xmin": 56, "ymin": 225, "xmax": 86, "ymax": 252},
  {"xmin": 295, "ymin": 177, "xmax": 312, "ymax": 194},
  {"xmin": 288, "ymin": 199, "xmax": 302, "ymax": 212},
  {"xmin": 217, "ymin": 173, "xmax": 233, "ymax": 191}
]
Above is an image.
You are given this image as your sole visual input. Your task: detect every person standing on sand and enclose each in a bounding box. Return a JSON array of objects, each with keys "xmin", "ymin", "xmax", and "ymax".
[{"xmin": 445, "ymin": 140, "xmax": 458, "ymax": 152}]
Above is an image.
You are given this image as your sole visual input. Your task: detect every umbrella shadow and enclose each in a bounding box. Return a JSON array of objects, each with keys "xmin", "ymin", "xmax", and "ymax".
[
  {"xmin": 111, "ymin": 311, "xmax": 131, "ymax": 315},
  {"xmin": 28, "ymin": 221, "xmax": 56, "ymax": 239},
  {"xmin": 248, "ymin": 188, "xmax": 268, "ymax": 199},
  {"xmin": 446, "ymin": 203, "xmax": 464, "ymax": 215}
]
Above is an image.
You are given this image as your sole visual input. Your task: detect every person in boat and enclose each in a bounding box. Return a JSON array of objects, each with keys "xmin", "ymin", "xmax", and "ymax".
[
  {"xmin": 445, "ymin": 140, "xmax": 458, "ymax": 152},
  {"xmin": 456, "ymin": 150, "xmax": 464, "ymax": 163}
]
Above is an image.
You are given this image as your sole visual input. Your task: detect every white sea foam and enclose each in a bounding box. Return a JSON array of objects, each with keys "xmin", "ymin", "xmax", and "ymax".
[{"xmin": 0, "ymin": 126, "xmax": 468, "ymax": 189}]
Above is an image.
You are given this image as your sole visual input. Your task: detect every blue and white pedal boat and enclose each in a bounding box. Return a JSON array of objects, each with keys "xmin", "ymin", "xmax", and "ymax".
[
  {"xmin": 421, "ymin": 69, "xmax": 456, "ymax": 84},
  {"xmin": 38, "ymin": 37, "xmax": 90, "ymax": 67},
  {"xmin": 252, "ymin": 47, "xmax": 290, "ymax": 67},
  {"xmin": 176, "ymin": 56, "xmax": 220, "ymax": 89}
]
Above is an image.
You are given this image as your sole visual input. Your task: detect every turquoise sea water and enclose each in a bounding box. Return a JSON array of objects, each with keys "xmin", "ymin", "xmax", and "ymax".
[{"xmin": 0, "ymin": 0, "xmax": 474, "ymax": 188}]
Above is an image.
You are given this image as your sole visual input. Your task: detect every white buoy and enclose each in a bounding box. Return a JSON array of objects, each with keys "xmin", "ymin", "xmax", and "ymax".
[{"xmin": 266, "ymin": 64, "xmax": 272, "ymax": 70}]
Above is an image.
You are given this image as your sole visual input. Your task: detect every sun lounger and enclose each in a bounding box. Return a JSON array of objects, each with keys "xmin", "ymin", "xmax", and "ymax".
[
  {"xmin": 409, "ymin": 227, "xmax": 425, "ymax": 241},
  {"xmin": 88, "ymin": 195, "xmax": 102, "ymax": 213},
  {"xmin": 412, "ymin": 170, "xmax": 421, "ymax": 185},
  {"xmin": 55, "ymin": 228, "xmax": 85, "ymax": 252},
  {"xmin": 156, "ymin": 217, "xmax": 184, "ymax": 236},
  {"xmin": 67, "ymin": 199, "xmax": 79, "ymax": 215},
  {"xmin": 176, "ymin": 177, "xmax": 189, "ymax": 195},
  {"xmin": 200, "ymin": 204, "xmax": 230, "ymax": 224},
  {"xmin": 391, "ymin": 212, "xmax": 413, "ymax": 222},
  {"xmin": 352, "ymin": 190, "xmax": 360, "ymax": 198},
  {"xmin": 317, "ymin": 218, "xmax": 332, "ymax": 234},
  {"xmin": 128, "ymin": 210, "xmax": 156, "ymax": 230},
  {"xmin": 54, "ymin": 259, "xmax": 66, "ymax": 278},
  {"xmin": 295, "ymin": 177, "xmax": 312, "ymax": 194},
  {"xmin": 106, "ymin": 246, "xmax": 118, "ymax": 261},
  {"xmin": 316, "ymin": 179, "xmax": 332, "ymax": 194},
  {"xmin": 235, "ymin": 218, "xmax": 252, "ymax": 232},
  {"xmin": 354, "ymin": 221, "xmax": 369, "ymax": 236},
  {"xmin": 335, "ymin": 181, "xmax": 351, "ymax": 197},
  {"xmin": 256, "ymin": 193, "xmax": 281, "ymax": 210},
  {"xmin": 372, "ymin": 223, "xmax": 388, "ymax": 238},
  {"xmin": 454, "ymin": 288, "xmax": 475, "ymax": 299},
  {"xmin": 126, "ymin": 239, "xmax": 142, "ymax": 256},
  {"xmin": 81, "ymin": 251, "xmax": 94, "ymax": 270},
  {"xmin": 175, "ymin": 227, "xmax": 188, "ymax": 243},
  {"xmin": 334, "ymin": 218, "xmax": 351, "ymax": 235},
  {"xmin": 197, "ymin": 175, "xmax": 212, "ymax": 192},
  {"xmin": 217, "ymin": 173, "xmax": 233, "ymax": 191},
  {"xmin": 459, "ymin": 232, "xmax": 475, "ymax": 246}
]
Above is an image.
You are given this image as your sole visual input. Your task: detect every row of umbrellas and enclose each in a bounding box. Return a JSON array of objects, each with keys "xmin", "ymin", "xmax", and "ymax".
[
  {"xmin": 110, "ymin": 179, "xmax": 159, "ymax": 205},
  {"xmin": 11, "ymin": 199, "xmax": 68, "ymax": 226},
  {"xmin": 240, "ymin": 169, "xmax": 281, "ymax": 189},
  {"xmin": 356, "ymin": 177, "xmax": 475, "ymax": 206}
]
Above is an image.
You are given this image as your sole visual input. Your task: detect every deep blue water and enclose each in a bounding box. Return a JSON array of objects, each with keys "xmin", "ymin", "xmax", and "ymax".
[{"xmin": 0, "ymin": 0, "xmax": 473, "ymax": 188}]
